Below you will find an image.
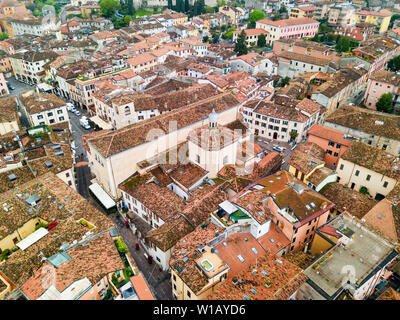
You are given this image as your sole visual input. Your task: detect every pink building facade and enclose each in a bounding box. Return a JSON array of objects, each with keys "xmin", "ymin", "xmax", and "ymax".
[
  {"xmin": 0, "ymin": 72, "xmax": 9, "ymax": 96},
  {"xmin": 363, "ymin": 70, "xmax": 400, "ymax": 111},
  {"xmin": 256, "ymin": 18, "xmax": 319, "ymax": 45}
]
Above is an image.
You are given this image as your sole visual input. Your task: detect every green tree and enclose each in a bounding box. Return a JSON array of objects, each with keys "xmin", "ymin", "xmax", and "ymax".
[
  {"xmin": 99, "ymin": 0, "xmax": 121, "ymax": 18},
  {"xmin": 176, "ymin": 0, "xmax": 183, "ymax": 12},
  {"xmin": 336, "ymin": 36, "xmax": 351, "ymax": 52},
  {"xmin": 388, "ymin": 55, "xmax": 400, "ymax": 72},
  {"xmin": 168, "ymin": 0, "xmax": 172, "ymax": 9},
  {"xmin": 281, "ymin": 76, "xmax": 290, "ymax": 87},
  {"xmin": 390, "ymin": 13, "xmax": 400, "ymax": 28},
  {"xmin": 376, "ymin": 92, "xmax": 394, "ymax": 113},
  {"xmin": 222, "ymin": 26, "xmax": 235, "ymax": 39},
  {"xmin": 234, "ymin": 30, "xmax": 248, "ymax": 56},
  {"xmin": 126, "ymin": 0, "xmax": 135, "ymax": 15},
  {"xmin": 203, "ymin": 35, "xmax": 209, "ymax": 42},
  {"xmin": 248, "ymin": 9, "xmax": 265, "ymax": 28},
  {"xmin": 279, "ymin": 5, "xmax": 287, "ymax": 14},
  {"xmin": 217, "ymin": 0, "xmax": 226, "ymax": 6},
  {"xmin": 0, "ymin": 32, "xmax": 9, "ymax": 41},
  {"xmin": 123, "ymin": 15, "xmax": 131, "ymax": 25},
  {"xmin": 184, "ymin": 0, "xmax": 189, "ymax": 12},
  {"xmin": 212, "ymin": 32, "xmax": 219, "ymax": 43},
  {"xmin": 257, "ymin": 33, "xmax": 266, "ymax": 47}
]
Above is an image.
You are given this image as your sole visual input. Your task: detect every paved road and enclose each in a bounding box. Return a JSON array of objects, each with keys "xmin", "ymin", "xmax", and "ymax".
[
  {"xmin": 5, "ymin": 76, "xmax": 34, "ymax": 98},
  {"xmin": 68, "ymin": 109, "xmax": 173, "ymax": 300},
  {"xmin": 255, "ymin": 136, "xmax": 296, "ymax": 171},
  {"xmin": 87, "ymin": 197, "xmax": 173, "ymax": 300}
]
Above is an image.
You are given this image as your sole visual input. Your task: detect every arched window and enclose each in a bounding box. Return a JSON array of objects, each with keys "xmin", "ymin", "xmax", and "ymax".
[{"xmin": 124, "ymin": 106, "xmax": 131, "ymax": 116}]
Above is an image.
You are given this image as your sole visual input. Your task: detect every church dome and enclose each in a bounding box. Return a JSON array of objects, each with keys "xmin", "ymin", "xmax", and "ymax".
[{"xmin": 208, "ymin": 109, "xmax": 218, "ymax": 123}]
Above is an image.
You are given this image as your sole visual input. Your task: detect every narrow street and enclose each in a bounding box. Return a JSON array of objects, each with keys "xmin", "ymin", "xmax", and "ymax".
[
  {"xmin": 87, "ymin": 197, "xmax": 173, "ymax": 300},
  {"xmin": 68, "ymin": 110, "xmax": 173, "ymax": 300},
  {"xmin": 255, "ymin": 136, "xmax": 296, "ymax": 171}
]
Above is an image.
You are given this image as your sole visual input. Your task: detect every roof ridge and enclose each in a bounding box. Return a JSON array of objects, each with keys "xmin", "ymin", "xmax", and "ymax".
[{"xmin": 92, "ymin": 91, "xmax": 232, "ymax": 142}]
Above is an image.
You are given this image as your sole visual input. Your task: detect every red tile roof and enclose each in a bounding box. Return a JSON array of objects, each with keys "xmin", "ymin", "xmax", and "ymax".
[
  {"xmin": 130, "ymin": 274, "xmax": 155, "ymax": 300},
  {"xmin": 356, "ymin": 10, "xmax": 391, "ymax": 17},
  {"xmin": 308, "ymin": 124, "xmax": 354, "ymax": 147},
  {"xmin": 257, "ymin": 17, "xmax": 318, "ymax": 27}
]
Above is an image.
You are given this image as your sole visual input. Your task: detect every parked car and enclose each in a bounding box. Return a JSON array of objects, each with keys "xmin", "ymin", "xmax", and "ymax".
[
  {"xmin": 272, "ymin": 145, "xmax": 285, "ymax": 152},
  {"xmin": 7, "ymin": 84, "xmax": 14, "ymax": 90},
  {"xmin": 74, "ymin": 110, "xmax": 81, "ymax": 116}
]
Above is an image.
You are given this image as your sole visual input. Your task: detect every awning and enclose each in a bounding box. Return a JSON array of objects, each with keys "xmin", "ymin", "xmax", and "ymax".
[
  {"xmin": 219, "ymin": 200, "xmax": 238, "ymax": 214},
  {"xmin": 89, "ymin": 183, "xmax": 116, "ymax": 209},
  {"xmin": 89, "ymin": 116, "xmax": 113, "ymax": 130},
  {"xmin": 16, "ymin": 227, "xmax": 49, "ymax": 251}
]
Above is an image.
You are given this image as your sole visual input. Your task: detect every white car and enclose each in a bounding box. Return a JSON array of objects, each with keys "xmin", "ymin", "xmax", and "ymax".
[
  {"xmin": 272, "ymin": 145, "xmax": 285, "ymax": 152},
  {"xmin": 74, "ymin": 110, "xmax": 81, "ymax": 116}
]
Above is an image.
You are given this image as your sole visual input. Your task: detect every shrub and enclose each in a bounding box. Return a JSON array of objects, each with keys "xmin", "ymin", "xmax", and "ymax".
[
  {"xmin": 35, "ymin": 222, "xmax": 50, "ymax": 231},
  {"xmin": 0, "ymin": 249, "xmax": 11, "ymax": 261},
  {"xmin": 79, "ymin": 219, "xmax": 88, "ymax": 226},
  {"xmin": 115, "ymin": 238, "xmax": 128, "ymax": 254},
  {"xmin": 359, "ymin": 186, "xmax": 369, "ymax": 195}
]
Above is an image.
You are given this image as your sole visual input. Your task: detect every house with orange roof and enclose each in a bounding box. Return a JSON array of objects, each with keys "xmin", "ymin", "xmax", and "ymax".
[
  {"xmin": 179, "ymin": 37, "xmax": 208, "ymax": 56},
  {"xmin": 169, "ymin": 216, "xmax": 295, "ymax": 300},
  {"xmin": 289, "ymin": 6, "xmax": 318, "ymax": 19},
  {"xmin": 229, "ymin": 52, "xmax": 274, "ymax": 75},
  {"xmin": 232, "ymin": 28, "xmax": 268, "ymax": 47},
  {"xmin": 307, "ymin": 124, "xmax": 355, "ymax": 167},
  {"xmin": 229, "ymin": 170, "xmax": 334, "ymax": 252},
  {"xmin": 20, "ymin": 232, "xmax": 126, "ymax": 300},
  {"xmin": 241, "ymin": 97, "xmax": 322, "ymax": 143},
  {"xmin": 127, "ymin": 52, "xmax": 157, "ymax": 73}
]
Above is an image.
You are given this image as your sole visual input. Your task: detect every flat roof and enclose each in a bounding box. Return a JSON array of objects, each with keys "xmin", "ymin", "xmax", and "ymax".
[
  {"xmin": 16, "ymin": 227, "xmax": 49, "ymax": 251},
  {"xmin": 304, "ymin": 214, "xmax": 395, "ymax": 298},
  {"xmin": 89, "ymin": 183, "xmax": 116, "ymax": 209}
]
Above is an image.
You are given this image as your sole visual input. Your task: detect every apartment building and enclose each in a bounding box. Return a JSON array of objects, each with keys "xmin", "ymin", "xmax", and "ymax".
[
  {"xmin": 231, "ymin": 171, "xmax": 334, "ymax": 252},
  {"xmin": 256, "ymin": 18, "xmax": 319, "ymax": 45},
  {"xmin": 277, "ymin": 51, "xmax": 334, "ymax": 79},
  {"xmin": 352, "ymin": 36, "xmax": 400, "ymax": 76},
  {"xmin": 288, "ymin": 142, "xmax": 336, "ymax": 191},
  {"xmin": 309, "ymin": 67, "xmax": 368, "ymax": 115},
  {"xmin": 0, "ymin": 72, "xmax": 8, "ymax": 96},
  {"xmin": 93, "ymin": 83, "xmax": 218, "ymax": 130},
  {"xmin": 229, "ymin": 52, "xmax": 272, "ymax": 75},
  {"xmin": 19, "ymin": 91, "xmax": 69, "ymax": 127},
  {"xmin": 273, "ymin": 38, "xmax": 337, "ymax": 61},
  {"xmin": 307, "ymin": 124, "xmax": 355, "ymax": 167},
  {"xmin": 336, "ymin": 142, "xmax": 399, "ymax": 199},
  {"xmin": 327, "ymin": 3, "xmax": 359, "ymax": 27},
  {"xmin": 351, "ymin": 11, "xmax": 391, "ymax": 33},
  {"xmin": 241, "ymin": 97, "xmax": 322, "ymax": 144},
  {"xmin": 232, "ymin": 29, "xmax": 268, "ymax": 47},
  {"xmin": 9, "ymin": 50, "xmax": 58, "ymax": 85},
  {"xmin": 289, "ymin": 6, "xmax": 317, "ymax": 19},
  {"xmin": 305, "ymin": 213, "xmax": 397, "ymax": 300},
  {"xmin": 179, "ymin": 38, "xmax": 208, "ymax": 56},
  {"xmin": 10, "ymin": 16, "xmax": 57, "ymax": 36},
  {"xmin": 364, "ymin": 70, "xmax": 400, "ymax": 111},
  {"xmin": 323, "ymin": 105, "xmax": 400, "ymax": 156},
  {"xmin": 0, "ymin": 172, "xmax": 134, "ymax": 300},
  {"xmin": 218, "ymin": 6, "xmax": 247, "ymax": 26}
]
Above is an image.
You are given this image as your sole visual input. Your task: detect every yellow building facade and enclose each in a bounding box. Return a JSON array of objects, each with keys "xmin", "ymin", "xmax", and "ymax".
[{"xmin": 351, "ymin": 11, "xmax": 391, "ymax": 33}]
